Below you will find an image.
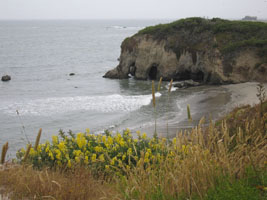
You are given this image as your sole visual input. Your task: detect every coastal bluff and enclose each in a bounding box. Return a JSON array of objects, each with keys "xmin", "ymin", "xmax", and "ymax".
[{"xmin": 103, "ymin": 18, "xmax": 267, "ymax": 84}]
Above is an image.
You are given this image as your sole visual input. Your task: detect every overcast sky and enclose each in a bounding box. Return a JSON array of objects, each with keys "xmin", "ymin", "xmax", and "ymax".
[{"xmin": 0, "ymin": 0, "xmax": 266, "ymax": 20}]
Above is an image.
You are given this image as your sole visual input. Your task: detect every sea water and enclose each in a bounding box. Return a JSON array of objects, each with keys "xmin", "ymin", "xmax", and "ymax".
[{"xmin": 0, "ymin": 20, "xmax": 259, "ymax": 157}]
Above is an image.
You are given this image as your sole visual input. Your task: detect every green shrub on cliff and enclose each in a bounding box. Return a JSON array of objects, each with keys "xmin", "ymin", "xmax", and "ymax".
[{"xmin": 136, "ymin": 17, "xmax": 267, "ymax": 62}]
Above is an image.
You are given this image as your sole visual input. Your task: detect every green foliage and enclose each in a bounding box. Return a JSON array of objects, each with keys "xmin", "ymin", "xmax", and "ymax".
[
  {"xmin": 136, "ymin": 17, "xmax": 267, "ymax": 63},
  {"xmin": 205, "ymin": 170, "xmax": 267, "ymax": 200}
]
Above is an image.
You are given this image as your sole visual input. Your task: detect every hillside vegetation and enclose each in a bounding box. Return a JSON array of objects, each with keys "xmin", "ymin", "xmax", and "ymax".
[
  {"xmin": 136, "ymin": 18, "xmax": 267, "ymax": 63},
  {"xmin": 0, "ymin": 96, "xmax": 266, "ymax": 199}
]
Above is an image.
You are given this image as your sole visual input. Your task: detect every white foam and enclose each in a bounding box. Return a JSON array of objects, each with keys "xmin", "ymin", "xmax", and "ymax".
[{"xmin": 2, "ymin": 94, "xmax": 155, "ymax": 116}]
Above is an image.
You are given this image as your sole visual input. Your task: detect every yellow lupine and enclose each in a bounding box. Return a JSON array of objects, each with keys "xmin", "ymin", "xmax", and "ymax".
[
  {"xmin": 99, "ymin": 154, "xmax": 105, "ymax": 162},
  {"xmin": 105, "ymin": 165, "xmax": 110, "ymax": 170},
  {"xmin": 52, "ymin": 136, "xmax": 58, "ymax": 145},
  {"xmin": 127, "ymin": 148, "xmax": 132, "ymax": 156},
  {"xmin": 94, "ymin": 146, "xmax": 103, "ymax": 152},
  {"xmin": 172, "ymin": 137, "xmax": 177, "ymax": 145},
  {"xmin": 142, "ymin": 133, "xmax": 147, "ymax": 139},
  {"xmin": 107, "ymin": 136, "xmax": 113, "ymax": 145},
  {"xmin": 48, "ymin": 151, "xmax": 54, "ymax": 160},
  {"xmin": 91, "ymin": 154, "xmax": 97, "ymax": 162},
  {"xmin": 55, "ymin": 149, "xmax": 61, "ymax": 160},
  {"xmin": 102, "ymin": 135, "xmax": 106, "ymax": 143},
  {"xmin": 84, "ymin": 156, "xmax": 89, "ymax": 164},
  {"xmin": 29, "ymin": 148, "xmax": 37, "ymax": 157},
  {"xmin": 76, "ymin": 133, "xmax": 87, "ymax": 149},
  {"xmin": 75, "ymin": 156, "xmax": 80, "ymax": 163},
  {"xmin": 67, "ymin": 160, "xmax": 72, "ymax": 168},
  {"xmin": 58, "ymin": 141, "xmax": 66, "ymax": 152}
]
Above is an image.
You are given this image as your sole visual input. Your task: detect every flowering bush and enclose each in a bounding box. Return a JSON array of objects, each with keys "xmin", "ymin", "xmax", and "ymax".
[{"xmin": 16, "ymin": 129, "xmax": 188, "ymax": 174}]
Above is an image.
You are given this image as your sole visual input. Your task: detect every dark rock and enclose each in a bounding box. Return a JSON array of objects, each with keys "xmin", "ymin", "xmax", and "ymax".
[
  {"xmin": 69, "ymin": 73, "xmax": 75, "ymax": 76},
  {"xmin": 1, "ymin": 75, "xmax": 11, "ymax": 82}
]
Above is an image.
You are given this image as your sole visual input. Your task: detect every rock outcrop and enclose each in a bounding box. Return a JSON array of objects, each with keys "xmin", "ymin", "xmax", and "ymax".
[
  {"xmin": 104, "ymin": 18, "xmax": 267, "ymax": 84},
  {"xmin": 1, "ymin": 75, "xmax": 11, "ymax": 82}
]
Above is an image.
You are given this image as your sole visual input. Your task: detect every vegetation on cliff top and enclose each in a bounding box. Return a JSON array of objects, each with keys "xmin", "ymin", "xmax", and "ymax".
[{"xmin": 134, "ymin": 17, "xmax": 267, "ymax": 62}]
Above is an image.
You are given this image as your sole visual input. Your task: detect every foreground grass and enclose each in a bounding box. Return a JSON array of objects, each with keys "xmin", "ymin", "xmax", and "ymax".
[
  {"xmin": 0, "ymin": 165, "xmax": 119, "ymax": 200},
  {"xmin": 0, "ymin": 100, "xmax": 266, "ymax": 199}
]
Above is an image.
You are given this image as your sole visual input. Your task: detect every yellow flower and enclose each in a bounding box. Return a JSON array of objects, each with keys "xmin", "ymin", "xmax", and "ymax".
[
  {"xmin": 58, "ymin": 141, "xmax": 66, "ymax": 152},
  {"xmin": 29, "ymin": 148, "xmax": 37, "ymax": 157},
  {"xmin": 76, "ymin": 133, "xmax": 87, "ymax": 149},
  {"xmin": 142, "ymin": 133, "xmax": 147, "ymax": 139},
  {"xmin": 145, "ymin": 152, "xmax": 150, "ymax": 159},
  {"xmin": 86, "ymin": 128, "xmax": 90, "ymax": 134},
  {"xmin": 110, "ymin": 156, "xmax": 117, "ymax": 165},
  {"xmin": 122, "ymin": 154, "xmax": 126, "ymax": 161},
  {"xmin": 99, "ymin": 154, "xmax": 105, "ymax": 162},
  {"xmin": 147, "ymin": 148, "xmax": 152, "ymax": 155},
  {"xmin": 102, "ymin": 135, "xmax": 106, "ymax": 143},
  {"xmin": 94, "ymin": 146, "xmax": 103, "ymax": 152},
  {"xmin": 172, "ymin": 137, "xmax": 177, "ymax": 145},
  {"xmin": 67, "ymin": 160, "xmax": 72, "ymax": 168},
  {"xmin": 105, "ymin": 165, "xmax": 110, "ymax": 170},
  {"xmin": 48, "ymin": 151, "xmax": 54, "ymax": 160},
  {"xmin": 127, "ymin": 148, "xmax": 132, "ymax": 156},
  {"xmin": 119, "ymin": 139, "xmax": 125, "ymax": 147},
  {"xmin": 73, "ymin": 150, "xmax": 82, "ymax": 157},
  {"xmin": 136, "ymin": 130, "xmax": 141, "ymax": 138},
  {"xmin": 84, "ymin": 156, "xmax": 89, "ymax": 164},
  {"xmin": 75, "ymin": 156, "xmax": 80, "ymax": 163},
  {"xmin": 20, "ymin": 148, "xmax": 26, "ymax": 154},
  {"xmin": 182, "ymin": 145, "xmax": 188, "ymax": 153},
  {"xmin": 144, "ymin": 157, "xmax": 149, "ymax": 163},
  {"xmin": 107, "ymin": 136, "xmax": 113, "ymax": 145},
  {"xmin": 52, "ymin": 136, "xmax": 58, "ymax": 145},
  {"xmin": 55, "ymin": 149, "xmax": 61, "ymax": 160},
  {"xmin": 91, "ymin": 154, "xmax": 97, "ymax": 162}
]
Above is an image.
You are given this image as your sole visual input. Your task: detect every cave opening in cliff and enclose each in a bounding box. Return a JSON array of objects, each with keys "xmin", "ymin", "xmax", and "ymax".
[
  {"xmin": 176, "ymin": 70, "xmax": 204, "ymax": 82},
  {"xmin": 148, "ymin": 65, "xmax": 158, "ymax": 80},
  {"xmin": 192, "ymin": 71, "xmax": 204, "ymax": 82}
]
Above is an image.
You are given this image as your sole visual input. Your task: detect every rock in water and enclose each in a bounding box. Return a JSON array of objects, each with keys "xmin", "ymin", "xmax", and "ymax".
[
  {"xmin": 1, "ymin": 75, "xmax": 11, "ymax": 82},
  {"xmin": 104, "ymin": 18, "xmax": 267, "ymax": 84},
  {"xmin": 69, "ymin": 73, "xmax": 75, "ymax": 76}
]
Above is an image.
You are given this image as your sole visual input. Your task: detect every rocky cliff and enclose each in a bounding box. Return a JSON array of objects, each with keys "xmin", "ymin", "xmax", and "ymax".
[{"xmin": 104, "ymin": 18, "xmax": 267, "ymax": 84}]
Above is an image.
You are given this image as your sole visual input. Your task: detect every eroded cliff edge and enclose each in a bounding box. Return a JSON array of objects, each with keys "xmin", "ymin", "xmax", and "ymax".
[{"xmin": 103, "ymin": 18, "xmax": 267, "ymax": 84}]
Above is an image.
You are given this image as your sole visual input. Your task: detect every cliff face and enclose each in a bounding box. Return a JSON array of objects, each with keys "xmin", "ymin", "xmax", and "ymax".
[{"xmin": 104, "ymin": 18, "xmax": 267, "ymax": 84}]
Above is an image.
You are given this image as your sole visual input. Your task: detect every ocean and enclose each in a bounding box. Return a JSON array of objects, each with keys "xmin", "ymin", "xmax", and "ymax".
[{"xmin": 0, "ymin": 20, "xmax": 261, "ymax": 157}]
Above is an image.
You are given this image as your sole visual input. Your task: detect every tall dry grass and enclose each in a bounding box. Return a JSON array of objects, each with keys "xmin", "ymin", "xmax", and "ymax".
[
  {"xmin": 115, "ymin": 102, "xmax": 267, "ymax": 199},
  {"xmin": 0, "ymin": 165, "xmax": 120, "ymax": 200},
  {"xmin": 0, "ymin": 142, "xmax": 8, "ymax": 164}
]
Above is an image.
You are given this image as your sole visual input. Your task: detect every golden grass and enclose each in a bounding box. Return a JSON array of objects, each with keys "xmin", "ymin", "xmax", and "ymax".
[
  {"xmin": 157, "ymin": 77, "xmax": 163, "ymax": 92},
  {"xmin": 115, "ymin": 102, "xmax": 267, "ymax": 199},
  {"xmin": 1, "ymin": 142, "xmax": 8, "ymax": 165},
  {"xmin": 23, "ymin": 144, "xmax": 32, "ymax": 162},
  {"xmin": 168, "ymin": 79, "xmax": 173, "ymax": 93},
  {"xmin": 34, "ymin": 128, "xmax": 42, "ymax": 151},
  {"xmin": 152, "ymin": 80, "xmax": 156, "ymax": 108},
  {"xmin": 0, "ymin": 164, "xmax": 120, "ymax": 200}
]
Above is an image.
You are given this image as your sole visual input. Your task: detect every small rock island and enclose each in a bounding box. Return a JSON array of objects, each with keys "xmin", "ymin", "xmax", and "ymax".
[{"xmin": 104, "ymin": 18, "xmax": 267, "ymax": 84}]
